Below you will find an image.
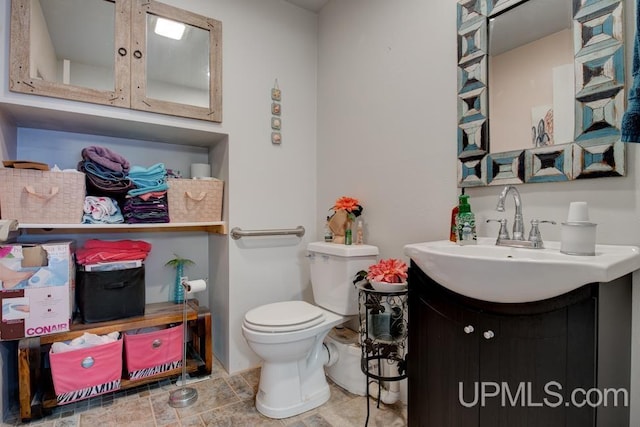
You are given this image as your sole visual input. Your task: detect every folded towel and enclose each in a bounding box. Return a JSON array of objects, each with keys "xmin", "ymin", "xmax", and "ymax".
[
  {"xmin": 80, "ymin": 160, "xmax": 127, "ymax": 180},
  {"xmin": 128, "ymin": 183, "xmax": 169, "ymax": 196},
  {"xmin": 76, "ymin": 239, "xmax": 152, "ymax": 265},
  {"xmin": 128, "ymin": 163, "xmax": 167, "ymax": 190},
  {"xmin": 82, "ymin": 239, "xmax": 152, "ymax": 252},
  {"xmin": 128, "ymin": 163, "xmax": 166, "ymax": 177},
  {"xmin": 622, "ymin": 1, "xmax": 640, "ymax": 142},
  {"xmin": 82, "ymin": 196, "xmax": 124, "ymax": 224},
  {"xmin": 82, "ymin": 146, "xmax": 130, "ymax": 173}
]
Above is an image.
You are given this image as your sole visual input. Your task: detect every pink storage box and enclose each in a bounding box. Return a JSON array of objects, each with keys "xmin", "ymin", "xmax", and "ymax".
[
  {"xmin": 49, "ymin": 339, "xmax": 122, "ymax": 405},
  {"xmin": 124, "ymin": 324, "xmax": 183, "ymax": 380}
]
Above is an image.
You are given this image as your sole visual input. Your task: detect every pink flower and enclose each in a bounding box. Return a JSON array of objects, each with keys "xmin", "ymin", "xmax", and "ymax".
[{"xmin": 366, "ymin": 258, "xmax": 408, "ymax": 284}]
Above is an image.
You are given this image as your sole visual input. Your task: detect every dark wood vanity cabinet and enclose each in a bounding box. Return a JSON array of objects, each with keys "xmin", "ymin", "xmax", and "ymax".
[{"xmin": 407, "ymin": 261, "xmax": 631, "ymax": 427}]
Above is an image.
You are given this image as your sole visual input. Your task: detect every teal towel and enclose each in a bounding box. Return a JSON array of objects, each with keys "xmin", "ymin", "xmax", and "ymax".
[{"xmin": 622, "ymin": 0, "xmax": 640, "ymax": 142}]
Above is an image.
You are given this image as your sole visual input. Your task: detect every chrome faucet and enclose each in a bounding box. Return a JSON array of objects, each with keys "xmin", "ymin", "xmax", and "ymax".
[
  {"xmin": 489, "ymin": 185, "xmax": 556, "ymax": 249},
  {"xmin": 496, "ymin": 185, "xmax": 524, "ymax": 240}
]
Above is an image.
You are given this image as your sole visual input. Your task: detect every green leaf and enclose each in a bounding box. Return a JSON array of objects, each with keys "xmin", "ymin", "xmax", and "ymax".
[{"xmin": 165, "ymin": 254, "xmax": 196, "ymax": 268}]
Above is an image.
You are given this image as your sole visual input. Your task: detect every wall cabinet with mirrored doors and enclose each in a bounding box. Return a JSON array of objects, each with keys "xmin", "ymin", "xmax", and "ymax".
[{"xmin": 9, "ymin": 0, "xmax": 222, "ymax": 122}]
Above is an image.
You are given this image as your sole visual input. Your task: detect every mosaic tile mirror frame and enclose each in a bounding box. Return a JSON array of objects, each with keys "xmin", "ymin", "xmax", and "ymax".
[{"xmin": 457, "ymin": 0, "xmax": 626, "ymax": 187}]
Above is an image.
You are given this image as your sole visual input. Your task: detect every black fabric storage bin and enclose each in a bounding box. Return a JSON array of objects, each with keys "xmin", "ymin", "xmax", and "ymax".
[{"xmin": 76, "ymin": 266, "xmax": 145, "ymax": 323}]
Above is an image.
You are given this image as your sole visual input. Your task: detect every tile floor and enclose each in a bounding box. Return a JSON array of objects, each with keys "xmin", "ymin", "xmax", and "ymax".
[{"xmin": 2, "ymin": 359, "xmax": 407, "ymax": 427}]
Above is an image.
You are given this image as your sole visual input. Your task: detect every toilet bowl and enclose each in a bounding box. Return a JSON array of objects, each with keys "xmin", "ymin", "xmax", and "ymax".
[
  {"xmin": 242, "ymin": 300, "xmax": 346, "ymax": 418},
  {"xmin": 242, "ymin": 242, "xmax": 379, "ymax": 419}
]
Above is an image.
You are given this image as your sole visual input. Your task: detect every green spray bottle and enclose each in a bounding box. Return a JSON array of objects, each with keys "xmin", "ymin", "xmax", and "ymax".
[{"xmin": 456, "ymin": 194, "xmax": 477, "ymax": 245}]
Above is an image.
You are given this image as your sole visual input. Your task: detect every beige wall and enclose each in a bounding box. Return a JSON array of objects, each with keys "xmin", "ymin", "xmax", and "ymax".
[{"xmin": 317, "ymin": 0, "xmax": 639, "ymax": 421}]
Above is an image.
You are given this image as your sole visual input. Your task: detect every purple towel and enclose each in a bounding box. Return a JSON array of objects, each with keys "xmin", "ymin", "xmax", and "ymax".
[{"xmin": 81, "ymin": 146, "xmax": 130, "ymax": 173}]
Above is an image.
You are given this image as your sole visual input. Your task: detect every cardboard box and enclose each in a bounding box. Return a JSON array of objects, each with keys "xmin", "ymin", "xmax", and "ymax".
[{"xmin": 0, "ymin": 241, "xmax": 75, "ymax": 340}]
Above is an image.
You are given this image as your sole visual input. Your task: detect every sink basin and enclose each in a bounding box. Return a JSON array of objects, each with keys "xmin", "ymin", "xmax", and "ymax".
[{"xmin": 403, "ymin": 237, "xmax": 640, "ymax": 303}]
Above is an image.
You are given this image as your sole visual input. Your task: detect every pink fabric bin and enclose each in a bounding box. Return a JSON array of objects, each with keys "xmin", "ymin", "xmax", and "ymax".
[
  {"xmin": 124, "ymin": 324, "xmax": 183, "ymax": 380},
  {"xmin": 49, "ymin": 339, "xmax": 123, "ymax": 405}
]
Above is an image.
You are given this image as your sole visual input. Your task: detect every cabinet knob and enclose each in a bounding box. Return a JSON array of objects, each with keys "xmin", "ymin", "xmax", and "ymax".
[
  {"xmin": 483, "ymin": 330, "xmax": 495, "ymax": 339},
  {"xmin": 463, "ymin": 325, "xmax": 474, "ymax": 334}
]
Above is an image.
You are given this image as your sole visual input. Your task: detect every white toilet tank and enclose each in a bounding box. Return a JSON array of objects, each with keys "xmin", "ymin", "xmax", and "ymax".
[{"xmin": 307, "ymin": 242, "xmax": 379, "ymax": 315}]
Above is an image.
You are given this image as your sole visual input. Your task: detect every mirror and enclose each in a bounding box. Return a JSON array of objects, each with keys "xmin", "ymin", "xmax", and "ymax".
[
  {"xmin": 10, "ymin": 0, "xmax": 129, "ymax": 107},
  {"xmin": 10, "ymin": 0, "xmax": 222, "ymax": 122},
  {"xmin": 33, "ymin": 0, "xmax": 116, "ymax": 92},
  {"xmin": 145, "ymin": 14, "xmax": 210, "ymax": 108},
  {"xmin": 130, "ymin": 0, "xmax": 222, "ymax": 121},
  {"xmin": 489, "ymin": 0, "xmax": 572, "ymax": 153},
  {"xmin": 456, "ymin": 0, "xmax": 626, "ymax": 187}
]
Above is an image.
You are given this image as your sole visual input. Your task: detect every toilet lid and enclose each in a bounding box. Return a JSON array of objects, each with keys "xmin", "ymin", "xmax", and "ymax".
[{"xmin": 244, "ymin": 301, "xmax": 326, "ymax": 333}]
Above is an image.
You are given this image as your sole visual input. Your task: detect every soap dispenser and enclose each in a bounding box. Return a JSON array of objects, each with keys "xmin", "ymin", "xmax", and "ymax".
[
  {"xmin": 450, "ymin": 189, "xmax": 464, "ymax": 242},
  {"xmin": 456, "ymin": 194, "xmax": 477, "ymax": 245}
]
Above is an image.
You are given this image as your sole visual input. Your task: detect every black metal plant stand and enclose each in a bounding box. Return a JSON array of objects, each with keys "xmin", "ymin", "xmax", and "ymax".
[{"xmin": 357, "ymin": 283, "xmax": 408, "ymax": 427}]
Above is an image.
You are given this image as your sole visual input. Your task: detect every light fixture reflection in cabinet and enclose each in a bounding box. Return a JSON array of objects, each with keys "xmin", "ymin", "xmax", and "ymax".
[{"xmin": 154, "ymin": 17, "xmax": 186, "ymax": 40}]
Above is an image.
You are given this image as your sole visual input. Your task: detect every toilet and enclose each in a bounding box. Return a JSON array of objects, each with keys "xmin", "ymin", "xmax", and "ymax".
[{"xmin": 241, "ymin": 242, "xmax": 378, "ymax": 419}]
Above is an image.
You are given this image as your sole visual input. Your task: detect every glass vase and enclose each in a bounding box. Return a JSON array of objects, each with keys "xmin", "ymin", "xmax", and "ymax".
[{"xmin": 173, "ymin": 263, "xmax": 184, "ymax": 304}]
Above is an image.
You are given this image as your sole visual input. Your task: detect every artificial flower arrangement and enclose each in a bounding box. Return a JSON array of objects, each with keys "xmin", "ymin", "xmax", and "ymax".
[
  {"xmin": 367, "ymin": 258, "xmax": 408, "ymax": 284},
  {"xmin": 354, "ymin": 258, "xmax": 409, "ymax": 291},
  {"xmin": 330, "ymin": 196, "xmax": 363, "ymax": 221},
  {"xmin": 328, "ymin": 196, "xmax": 363, "ymax": 243}
]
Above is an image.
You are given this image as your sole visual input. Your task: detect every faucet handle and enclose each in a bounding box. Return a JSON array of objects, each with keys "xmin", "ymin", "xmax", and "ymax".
[
  {"xmin": 486, "ymin": 218, "xmax": 510, "ymax": 240},
  {"xmin": 528, "ymin": 219, "xmax": 556, "ymax": 248}
]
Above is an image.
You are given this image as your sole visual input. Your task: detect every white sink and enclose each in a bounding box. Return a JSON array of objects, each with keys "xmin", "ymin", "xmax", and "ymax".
[{"xmin": 403, "ymin": 237, "xmax": 640, "ymax": 303}]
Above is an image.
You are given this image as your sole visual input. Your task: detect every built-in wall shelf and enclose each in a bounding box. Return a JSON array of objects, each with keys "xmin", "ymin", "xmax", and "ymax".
[
  {"xmin": 18, "ymin": 221, "xmax": 227, "ymax": 235},
  {"xmin": 0, "ymin": 101, "xmax": 228, "ymax": 147}
]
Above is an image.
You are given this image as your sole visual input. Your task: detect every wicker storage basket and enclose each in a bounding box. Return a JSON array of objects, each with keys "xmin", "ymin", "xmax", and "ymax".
[
  {"xmin": 167, "ymin": 178, "xmax": 223, "ymax": 222},
  {"xmin": 0, "ymin": 169, "xmax": 85, "ymax": 224}
]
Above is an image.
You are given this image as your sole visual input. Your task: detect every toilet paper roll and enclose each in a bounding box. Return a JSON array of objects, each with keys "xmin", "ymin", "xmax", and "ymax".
[
  {"xmin": 185, "ymin": 279, "xmax": 207, "ymax": 294},
  {"xmin": 190, "ymin": 163, "xmax": 211, "ymax": 179}
]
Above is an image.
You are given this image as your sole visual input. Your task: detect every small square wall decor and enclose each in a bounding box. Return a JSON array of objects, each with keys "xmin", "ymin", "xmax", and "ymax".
[
  {"xmin": 272, "ymin": 79, "xmax": 281, "ymax": 101},
  {"xmin": 271, "ymin": 132, "xmax": 282, "ymax": 144},
  {"xmin": 271, "ymin": 117, "xmax": 281, "ymax": 130}
]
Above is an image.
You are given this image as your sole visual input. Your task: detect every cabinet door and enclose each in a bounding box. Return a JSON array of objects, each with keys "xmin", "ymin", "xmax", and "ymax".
[
  {"xmin": 130, "ymin": 0, "xmax": 222, "ymax": 122},
  {"xmin": 479, "ymin": 309, "xmax": 569, "ymax": 426},
  {"xmin": 478, "ymin": 298, "xmax": 596, "ymax": 427},
  {"xmin": 10, "ymin": 0, "xmax": 131, "ymax": 107},
  {"xmin": 409, "ymin": 289, "xmax": 480, "ymax": 427}
]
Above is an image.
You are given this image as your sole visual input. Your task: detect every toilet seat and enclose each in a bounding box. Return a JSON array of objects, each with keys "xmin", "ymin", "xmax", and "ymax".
[{"xmin": 244, "ymin": 301, "xmax": 326, "ymax": 333}]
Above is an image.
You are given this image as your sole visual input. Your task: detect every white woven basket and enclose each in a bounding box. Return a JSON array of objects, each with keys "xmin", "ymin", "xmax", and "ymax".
[
  {"xmin": 0, "ymin": 169, "xmax": 86, "ymax": 224},
  {"xmin": 167, "ymin": 178, "xmax": 223, "ymax": 223}
]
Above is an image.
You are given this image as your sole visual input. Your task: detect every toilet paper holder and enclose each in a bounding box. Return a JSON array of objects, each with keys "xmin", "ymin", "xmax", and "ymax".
[{"xmin": 0, "ymin": 219, "xmax": 19, "ymax": 242}]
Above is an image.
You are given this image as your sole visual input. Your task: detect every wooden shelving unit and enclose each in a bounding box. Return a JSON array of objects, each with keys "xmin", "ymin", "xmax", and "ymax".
[{"xmin": 18, "ymin": 300, "xmax": 212, "ymax": 421}]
